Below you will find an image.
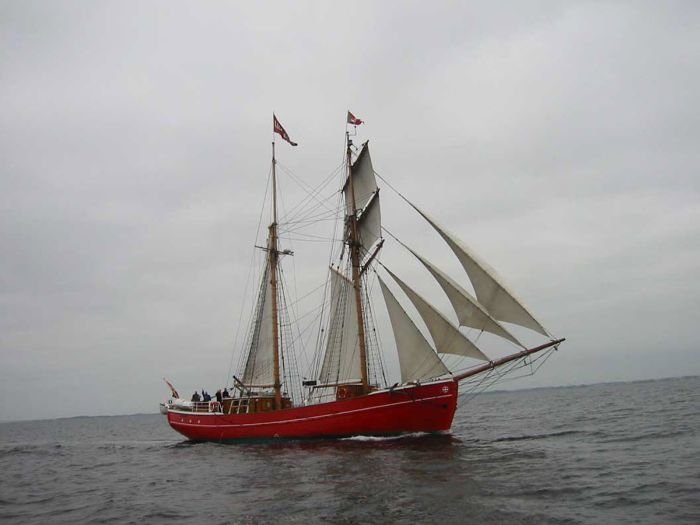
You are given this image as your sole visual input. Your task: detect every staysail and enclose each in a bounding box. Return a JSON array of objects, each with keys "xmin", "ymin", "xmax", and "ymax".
[
  {"xmin": 410, "ymin": 204, "xmax": 550, "ymax": 337},
  {"xmin": 378, "ymin": 276, "xmax": 450, "ymax": 382},
  {"xmin": 402, "ymin": 244, "xmax": 524, "ymax": 348},
  {"xmin": 383, "ymin": 267, "xmax": 489, "ymax": 361}
]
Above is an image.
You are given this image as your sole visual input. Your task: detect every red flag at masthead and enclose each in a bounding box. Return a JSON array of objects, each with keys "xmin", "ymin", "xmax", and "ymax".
[
  {"xmin": 273, "ymin": 114, "xmax": 298, "ymax": 146},
  {"xmin": 347, "ymin": 111, "xmax": 364, "ymax": 126}
]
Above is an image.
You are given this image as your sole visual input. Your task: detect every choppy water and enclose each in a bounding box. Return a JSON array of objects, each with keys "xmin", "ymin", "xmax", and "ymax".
[{"xmin": 1, "ymin": 376, "xmax": 698, "ymax": 524}]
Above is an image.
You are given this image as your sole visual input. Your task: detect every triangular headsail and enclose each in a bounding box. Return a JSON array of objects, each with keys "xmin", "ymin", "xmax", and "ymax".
[
  {"xmin": 378, "ymin": 277, "xmax": 450, "ymax": 382},
  {"xmin": 409, "ymin": 204, "xmax": 550, "ymax": 337},
  {"xmin": 401, "ymin": 243, "xmax": 524, "ymax": 348},
  {"xmin": 383, "ymin": 267, "xmax": 489, "ymax": 361}
]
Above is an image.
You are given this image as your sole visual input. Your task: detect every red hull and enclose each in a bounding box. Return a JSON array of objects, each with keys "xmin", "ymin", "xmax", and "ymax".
[{"xmin": 166, "ymin": 380, "xmax": 458, "ymax": 441}]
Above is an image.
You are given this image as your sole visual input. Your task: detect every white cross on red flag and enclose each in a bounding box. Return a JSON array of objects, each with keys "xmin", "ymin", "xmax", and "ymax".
[
  {"xmin": 273, "ymin": 114, "xmax": 298, "ymax": 146},
  {"xmin": 347, "ymin": 111, "xmax": 363, "ymax": 126}
]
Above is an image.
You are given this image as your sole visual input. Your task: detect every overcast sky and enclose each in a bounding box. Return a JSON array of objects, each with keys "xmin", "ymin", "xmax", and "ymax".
[{"xmin": 1, "ymin": 1, "xmax": 698, "ymax": 422}]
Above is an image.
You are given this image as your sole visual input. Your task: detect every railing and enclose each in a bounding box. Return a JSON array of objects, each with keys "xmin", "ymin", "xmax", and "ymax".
[
  {"xmin": 167, "ymin": 400, "xmax": 223, "ymax": 413},
  {"xmin": 166, "ymin": 395, "xmax": 288, "ymax": 415},
  {"xmin": 174, "ymin": 399, "xmax": 250, "ymax": 414}
]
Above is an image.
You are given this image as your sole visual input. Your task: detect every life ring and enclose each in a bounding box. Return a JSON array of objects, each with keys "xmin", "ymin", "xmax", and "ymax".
[
  {"xmin": 209, "ymin": 401, "xmax": 220, "ymax": 412},
  {"xmin": 336, "ymin": 386, "xmax": 347, "ymax": 400}
]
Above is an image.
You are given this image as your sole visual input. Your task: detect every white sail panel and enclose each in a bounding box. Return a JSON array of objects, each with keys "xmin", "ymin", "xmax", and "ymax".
[
  {"xmin": 357, "ymin": 193, "xmax": 381, "ymax": 254},
  {"xmin": 319, "ymin": 269, "xmax": 362, "ymax": 384},
  {"xmin": 242, "ymin": 265, "xmax": 276, "ymax": 386},
  {"xmin": 378, "ymin": 277, "xmax": 450, "ymax": 382},
  {"xmin": 344, "ymin": 144, "xmax": 377, "ymax": 215},
  {"xmin": 384, "ymin": 267, "xmax": 489, "ymax": 361},
  {"xmin": 412, "ymin": 205, "xmax": 550, "ymax": 337},
  {"xmin": 406, "ymin": 246, "xmax": 524, "ymax": 348}
]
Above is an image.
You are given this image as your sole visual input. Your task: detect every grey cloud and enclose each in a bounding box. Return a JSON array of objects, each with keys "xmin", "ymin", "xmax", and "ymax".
[{"xmin": 1, "ymin": 1, "xmax": 698, "ymax": 421}]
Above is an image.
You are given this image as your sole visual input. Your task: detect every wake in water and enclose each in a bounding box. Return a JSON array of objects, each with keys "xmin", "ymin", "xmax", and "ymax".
[
  {"xmin": 493, "ymin": 429, "xmax": 584, "ymax": 442},
  {"xmin": 340, "ymin": 431, "xmax": 440, "ymax": 442}
]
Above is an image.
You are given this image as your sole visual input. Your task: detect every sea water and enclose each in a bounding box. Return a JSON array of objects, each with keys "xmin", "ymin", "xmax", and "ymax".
[{"xmin": 0, "ymin": 376, "xmax": 698, "ymax": 524}]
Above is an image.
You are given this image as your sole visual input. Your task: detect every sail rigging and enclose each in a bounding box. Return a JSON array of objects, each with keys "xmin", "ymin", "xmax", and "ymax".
[{"xmin": 239, "ymin": 134, "xmax": 292, "ymax": 407}]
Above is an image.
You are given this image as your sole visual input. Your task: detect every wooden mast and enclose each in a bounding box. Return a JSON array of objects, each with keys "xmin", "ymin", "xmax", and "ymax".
[
  {"xmin": 270, "ymin": 140, "xmax": 282, "ymax": 409},
  {"xmin": 346, "ymin": 132, "xmax": 370, "ymax": 392}
]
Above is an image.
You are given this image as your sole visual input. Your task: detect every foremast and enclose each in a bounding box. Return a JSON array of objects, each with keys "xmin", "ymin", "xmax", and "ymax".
[
  {"xmin": 239, "ymin": 115, "xmax": 299, "ymax": 411},
  {"xmin": 269, "ymin": 141, "xmax": 282, "ymax": 409}
]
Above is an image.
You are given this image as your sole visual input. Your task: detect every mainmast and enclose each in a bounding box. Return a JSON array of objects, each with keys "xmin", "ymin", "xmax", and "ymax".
[
  {"xmin": 346, "ymin": 132, "xmax": 370, "ymax": 392},
  {"xmin": 269, "ymin": 141, "xmax": 282, "ymax": 409}
]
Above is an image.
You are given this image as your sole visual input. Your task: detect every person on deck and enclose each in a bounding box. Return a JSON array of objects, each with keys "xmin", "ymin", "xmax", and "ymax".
[
  {"xmin": 191, "ymin": 391, "xmax": 201, "ymax": 402},
  {"xmin": 222, "ymin": 388, "xmax": 230, "ymax": 398},
  {"xmin": 215, "ymin": 389, "xmax": 222, "ymax": 404},
  {"xmin": 203, "ymin": 391, "xmax": 211, "ymax": 402}
]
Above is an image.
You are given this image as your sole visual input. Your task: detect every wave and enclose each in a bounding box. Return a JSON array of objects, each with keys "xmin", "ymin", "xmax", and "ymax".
[
  {"xmin": 493, "ymin": 429, "xmax": 584, "ymax": 442},
  {"xmin": 0, "ymin": 444, "xmax": 65, "ymax": 458},
  {"xmin": 599, "ymin": 429, "xmax": 689, "ymax": 443}
]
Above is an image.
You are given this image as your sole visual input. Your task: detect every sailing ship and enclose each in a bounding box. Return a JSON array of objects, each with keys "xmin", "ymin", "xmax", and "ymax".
[{"xmin": 161, "ymin": 113, "xmax": 565, "ymax": 441}]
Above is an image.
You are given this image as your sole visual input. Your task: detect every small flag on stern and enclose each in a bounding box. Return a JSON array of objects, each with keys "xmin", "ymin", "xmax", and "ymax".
[
  {"xmin": 273, "ymin": 114, "xmax": 298, "ymax": 146},
  {"xmin": 347, "ymin": 111, "xmax": 363, "ymax": 126},
  {"xmin": 163, "ymin": 378, "xmax": 179, "ymax": 399}
]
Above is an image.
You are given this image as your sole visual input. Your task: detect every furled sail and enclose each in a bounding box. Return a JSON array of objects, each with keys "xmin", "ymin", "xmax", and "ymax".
[
  {"xmin": 403, "ymin": 245, "xmax": 524, "ymax": 348},
  {"xmin": 378, "ymin": 277, "xmax": 450, "ymax": 382},
  {"xmin": 344, "ymin": 143, "xmax": 377, "ymax": 215},
  {"xmin": 242, "ymin": 264, "xmax": 276, "ymax": 386},
  {"xmin": 319, "ymin": 268, "xmax": 361, "ymax": 384},
  {"xmin": 383, "ymin": 267, "xmax": 489, "ymax": 361},
  {"xmin": 411, "ymin": 205, "xmax": 550, "ymax": 337}
]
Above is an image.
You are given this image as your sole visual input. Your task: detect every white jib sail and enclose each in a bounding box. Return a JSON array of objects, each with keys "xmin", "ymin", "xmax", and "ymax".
[
  {"xmin": 319, "ymin": 268, "xmax": 362, "ymax": 384},
  {"xmin": 405, "ymin": 245, "xmax": 524, "ymax": 348},
  {"xmin": 383, "ymin": 267, "xmax": 489, "ymax": 361},
  {"xmin": 344, "ymin": 143, "xmax": 378, "ymax": 215},
  {"xmin": 378, "ymin": 276, "xmax": 450, "ymax": 383},
  {"xmin": 242, "ymin": 264, "xmax": 276, "ymax": 386},
  {"xmin": 411, "ymin": 205, "xmax": 550, "ymax": 337}
]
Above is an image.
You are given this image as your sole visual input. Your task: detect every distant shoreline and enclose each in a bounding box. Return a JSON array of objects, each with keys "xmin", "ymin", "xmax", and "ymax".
[{"xmin": 1, "ymin": 374, "xmax": 697, "ymax": 424}]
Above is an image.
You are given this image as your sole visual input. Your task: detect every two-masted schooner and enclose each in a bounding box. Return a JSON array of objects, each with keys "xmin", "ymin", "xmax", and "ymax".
[{"xmin": 161, "ymin": 113, "xmax": 564, "ymax": 441}]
